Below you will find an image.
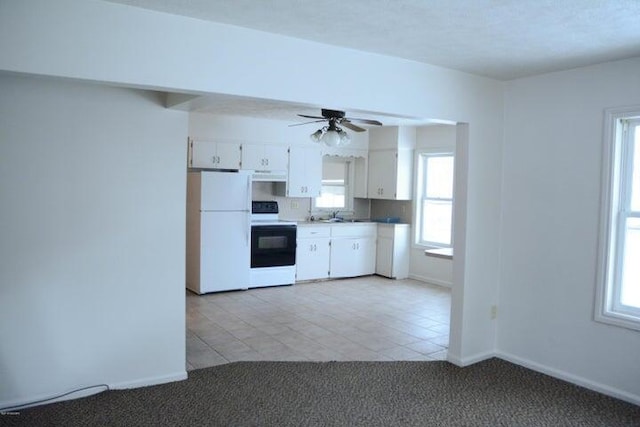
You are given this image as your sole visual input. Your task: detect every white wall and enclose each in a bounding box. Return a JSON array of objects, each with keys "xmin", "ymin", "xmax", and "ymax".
[
  {"xmin": 409, "ymin": 125, "xmax": 457, "ymax": 287},
  {"xmin": 0, "ymin": 75, "xmax": 188, "ymax": 407},
  {"xmin": 0, "ymin": 0, "xmax": 505, "ymax": 386},
  {"xmin": 499, "ymin": 57, "xmax": 640, "ymax": 403}
]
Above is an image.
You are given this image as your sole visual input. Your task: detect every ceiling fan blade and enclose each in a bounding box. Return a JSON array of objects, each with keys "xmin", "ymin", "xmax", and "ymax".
[
  {"xmin": 344, "ymin": 117, "xmax": 383, "ymax": 126},
  {"xmin": 288, "ymin": 119, "xmax": 326, "ymax": 127},
  {"xmin": 298, "ymin": 114, "xmax": 327, "ymax": 120},
  {"xmin": 341, "ymin": 120, "xmax": 366, "ymax": 132}
]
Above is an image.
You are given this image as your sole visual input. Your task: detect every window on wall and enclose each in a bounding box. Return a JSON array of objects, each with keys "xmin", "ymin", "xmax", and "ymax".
[
  {"xmin": 314, "ymin": 157, "xmax": 353, "ymax": 212},
  {"xmin": 415, "ymin": 150, "xmax": 454, "ymax": 247},
  {"xmin": 596, "ymin": 110, "xmax": 640, "ymax": 331}
]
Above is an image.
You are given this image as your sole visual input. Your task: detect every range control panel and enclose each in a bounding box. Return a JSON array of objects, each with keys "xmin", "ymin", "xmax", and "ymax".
[{"xmin": 251, "ymin": 200, "xmax": 279, "ymax": 214}]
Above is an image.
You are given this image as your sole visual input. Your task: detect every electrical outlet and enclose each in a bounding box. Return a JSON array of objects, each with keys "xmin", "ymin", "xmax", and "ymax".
[
  {"xmin": 490, "ymin": 305, "xmax": 498, "ymax": 320},
  {"xmin": 291, "ymin": 201, "xmax": 299, "ymax": 210}
]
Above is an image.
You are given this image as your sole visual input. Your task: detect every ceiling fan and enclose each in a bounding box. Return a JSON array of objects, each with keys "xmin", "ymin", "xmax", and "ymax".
[{"xmin": 290, "ymin": 109, "xmax": 383, "ymax": 147}]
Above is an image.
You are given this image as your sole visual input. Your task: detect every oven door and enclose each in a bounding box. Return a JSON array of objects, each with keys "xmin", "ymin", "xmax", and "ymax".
[{"xmin": 251, "ymin": 225, "xmax": 297, "ymax": 268}]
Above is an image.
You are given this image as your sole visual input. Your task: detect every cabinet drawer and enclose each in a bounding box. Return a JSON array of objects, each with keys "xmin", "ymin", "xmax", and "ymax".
[
  {"xmin": 330, "ymin": 223, "xmax": 377, "ymax": 238},
  {"xmin": 297, "ymin": 225, "xmax": 331, "ymax": 238}
]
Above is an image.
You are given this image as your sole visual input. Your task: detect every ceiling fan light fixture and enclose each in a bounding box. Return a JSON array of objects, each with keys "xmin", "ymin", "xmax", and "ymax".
[
  {"xmin": 310, "ymin": 128, "xmax": 326, "ymax": 143},
  {"xmin": 321, "ymin": 129, "xmax": 342, "ymax": 147},
  {"xmin": 310, "ymin": 123, "xmax": 351, "ymax": 147}
]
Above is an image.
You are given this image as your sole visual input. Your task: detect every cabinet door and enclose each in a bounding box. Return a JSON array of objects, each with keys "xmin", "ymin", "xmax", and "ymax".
[
  {"xmin": 242, "ymin": 144, "xmax": 288, "ymax": 171},
  {"xmin": 367, "ymin": 150, "xmax": 397, "ymax": 199},
  {"xmin": 296, "ymin": 237, "xmax": 330, "ymax": 281},
  {"xmin": 357, "ymin": 237, "xmax": 377, "ymax": 276},
  {"xmin": 329, "ymin": 238, "xmax": 356, "ymax": 278},
  {"xmin": 189, "ymin": 140, "xmax": 241, "ymax": 169},
  {"xmin": 216, "ymin": 142, "xmax": 242, "ymax": 169},
  {"xmin": 264, "ymin": 145, "xmax": 289, "ymax": 171},
  {"xmin": 190, "ymin": 140, "xmax": 218, "ymax": 168},
  {"xmin": 288, "ymin": 146, "xmax": 322, "ymax": 197},
  {"xmin": 329, "ymin": 237, "xmax": 375, "ymax": 278},
  {"xmin": 241, "ymin": 143, "xmax": 264, "ymax": 170},
  {"xmin": 375, "ymin": 236, "xmax": 394, "ymax": 278}
]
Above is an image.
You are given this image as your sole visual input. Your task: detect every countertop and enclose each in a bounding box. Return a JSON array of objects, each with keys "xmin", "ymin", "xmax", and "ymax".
[
  {"xmin": 293, "ymin": 220, "xmax": 409, "ymax": 226},
  {"xmin": 294, "ymin": 220, "xmax": 375, "ymax": 226}
]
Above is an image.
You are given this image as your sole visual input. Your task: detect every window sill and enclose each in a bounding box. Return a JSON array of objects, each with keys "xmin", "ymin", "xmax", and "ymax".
[
  {"xmin": 595, "ymin": 310, "xmax": 640, "ymax": 332},
  {"xmin": 424, "ymin": 247, "xmax": 453, "ymax": 260}
]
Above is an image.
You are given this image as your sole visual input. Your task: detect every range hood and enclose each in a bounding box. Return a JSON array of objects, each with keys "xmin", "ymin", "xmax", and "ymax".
[{"xmin": 251, "ymin": 170, "xmax": 287, "ymax": 182}]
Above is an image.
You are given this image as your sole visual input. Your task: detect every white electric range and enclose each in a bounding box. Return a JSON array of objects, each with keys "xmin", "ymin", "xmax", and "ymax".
[{"xmin": 249, "ymin": 201, "xmax": 297, "ymax": 288}]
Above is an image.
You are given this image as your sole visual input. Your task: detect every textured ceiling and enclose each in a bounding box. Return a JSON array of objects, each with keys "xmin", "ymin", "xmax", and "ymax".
[{"xmin": 104, "ymin": 0, "xmax": 640, "ymax": 80}]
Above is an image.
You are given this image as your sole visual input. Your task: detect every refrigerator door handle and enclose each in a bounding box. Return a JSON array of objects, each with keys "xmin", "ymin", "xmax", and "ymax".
[{"xmin": 246, "ymin": 214, "xmax": 250, "ymax": 247}]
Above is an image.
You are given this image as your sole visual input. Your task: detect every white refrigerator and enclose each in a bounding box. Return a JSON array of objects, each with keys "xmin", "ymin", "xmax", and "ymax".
[{"xmin": 186, "ymin": 170, "xmax": 251, "ymax": 294}]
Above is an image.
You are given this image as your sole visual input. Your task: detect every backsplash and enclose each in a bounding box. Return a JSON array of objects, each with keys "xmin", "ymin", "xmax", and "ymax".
[
  {"xmin": 370, "ymin": 199, "xmax": 413, "ymax": 224},
  {"xmin": 251, "ymin": 182, "xmax": 371, "ymax": 221}
]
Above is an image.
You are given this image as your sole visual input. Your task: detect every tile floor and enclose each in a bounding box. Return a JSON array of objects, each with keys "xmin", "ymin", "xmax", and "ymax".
[{"xmin": 186, "ymin": 276, "xmax": 451, "ymax": 370}]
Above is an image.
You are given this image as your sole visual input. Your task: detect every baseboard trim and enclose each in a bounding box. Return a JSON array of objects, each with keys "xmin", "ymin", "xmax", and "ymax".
[
  {"xmin": 408, "ymin": 273, "xmax": 452, "ymax": 288},
  {"xmin": 0, "ymin": 384, "xmax": 110, "ymax": 411},
  {"xmin": 0, "ymin": 370, "xmax": 188, "ymax": 411},
  {"xmin": 496, "ymin": 351, "xmax": 640, "ymax": 406},
  {"xmin": 447, "ymin": 350, "xmax": 495, "ymax": 367},
  {"xmin": 110, "ymin": 370, "xmax": 188, "ymax": 390}
]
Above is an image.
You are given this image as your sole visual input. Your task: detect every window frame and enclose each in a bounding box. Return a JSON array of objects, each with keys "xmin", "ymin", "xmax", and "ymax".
[
  {"xmin": 413, "ymin": 148, "xmax": 455, "ymax": 248},
  {"xmin": 312, "ymin": 156, "xmax": 355, "ymax": 215},
  {"xmin": 595, "ymin": 107, "xmax": 640, "ymax": 331}
]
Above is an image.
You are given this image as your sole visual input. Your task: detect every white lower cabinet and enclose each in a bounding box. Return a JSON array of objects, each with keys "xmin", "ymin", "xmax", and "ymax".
[
  {"xmin": 296, "ymin": 226, "xmax": 331, "ymax": 281},
  {"xmin": 329, "ymin": 236, "xmax": 376, "ymax": 278},
  {"xmin": 375, "ymin": 224, "xmax": 410, "ymax": 279},
  {"xmin": 296, "ymin": 223, "xmax": 378, "ymax": 282},
  {"xmin": 329, "ymin": 223, "xmax": 377, "ymax": 279}
]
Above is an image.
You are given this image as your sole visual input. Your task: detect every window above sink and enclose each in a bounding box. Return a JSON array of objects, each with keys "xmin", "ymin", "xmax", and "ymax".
[{"xmin": 312, "ymin": 156, "xmax": 355, "ymax": 215}]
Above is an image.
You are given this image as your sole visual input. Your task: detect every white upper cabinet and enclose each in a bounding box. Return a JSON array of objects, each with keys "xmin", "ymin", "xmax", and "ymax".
[
  {"xmin": 278, "ymin": 145, "xmax": 322, "ymax": 197},
  {"xmin": 367, "ymin": 150, "xmax": 398, "ymax": 199},
  {"xmin": 242, "ymin": 143, "xmax": 288, "ymax": 172},
  {"xmin": 367, "ymin": 126, "xmax": 415, "ymax": 200},
  {"xmin": 188, "ymin": 139, "xmax": 242, "ymax": 170}
]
